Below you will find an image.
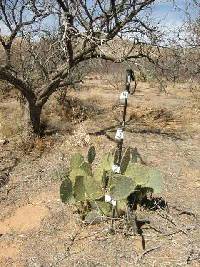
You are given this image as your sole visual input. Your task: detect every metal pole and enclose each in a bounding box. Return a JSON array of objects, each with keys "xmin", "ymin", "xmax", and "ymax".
[
  {"xmin": 115, "ymin": 70, "xmax": 130, "ymax": 167},
  {"xmin": 110, "ymin": 71, "xmax": 131, "ymax": 231}
]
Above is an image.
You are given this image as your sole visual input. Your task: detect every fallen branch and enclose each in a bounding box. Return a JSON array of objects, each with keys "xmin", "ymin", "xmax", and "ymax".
[{"xmin": 137, "ymin": 245, "xmax": 161, "ymax": 262}]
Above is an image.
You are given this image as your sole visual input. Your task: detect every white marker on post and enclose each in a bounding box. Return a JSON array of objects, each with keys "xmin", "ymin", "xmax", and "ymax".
[
  {"xmin": 115, "ymin": 128, "xmax": 124, "ymax": 140},
  {"xmin": 119, "ymin": 91, "xmax": 128, "ymax": 105},
  {"xmin": 112, "ymin": 164, "xmax": 120, "ymax": 174},
  {"xmin": 105, "ymin": 194, "xmax": 117, "ymax": 207},
  {"xmin": 111, "ymin": 199, "xmax": 117, "ymax": 207},
  {"xmin": 105, "ymin": 194, "xmax": 112, "ymax": 203}
]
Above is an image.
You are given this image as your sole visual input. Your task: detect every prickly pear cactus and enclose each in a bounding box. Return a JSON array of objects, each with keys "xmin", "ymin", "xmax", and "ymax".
[
  {"xmin": 60, "ymin": 147, "xmax": 106, "ymax": 211},
  {"xmin": 59, "ymin": 69, "xmax": 165, "ymax": 226},
  {"xmin": 60, "ymin": 146, "xmax": 164, "ymax": 221}
]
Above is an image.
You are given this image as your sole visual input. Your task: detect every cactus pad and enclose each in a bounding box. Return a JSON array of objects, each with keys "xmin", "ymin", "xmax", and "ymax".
[
  {"xmin": 120, "ymin": 147, "xmax": 131, "ymax": 174},
  {"xmin": 125, "ymin": 163, "xmax": 163, "ymax": 193},
  {"xmin": 70, "ymin": 153, "xmax": 84, "ymax": 170},
  {"xmin": 74, "ymin": 176, "xmax": 86, "ymax": 201},
  {"xmin": 109, "ymin": 174, "xmax": 136, "ymax": 200},
  {"xmin": 88, "ymin": 146, "xmax": 96, "ymax": 164},
  {"xmin": 60, "ymin": 177, "xmax": 73, "ymax": 203}
]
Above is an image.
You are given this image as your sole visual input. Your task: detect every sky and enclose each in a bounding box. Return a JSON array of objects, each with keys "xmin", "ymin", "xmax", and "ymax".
[
  {"xmin": 0, "ymin": 0, "xmax": 198, "ymax": 34},
  {"xmin": 152, "ymin": 0, "xmax": 199, "ymax": 29},
  {"xmin": 152, "ymin": 1, "xmax": 184, "ymax": 28}
]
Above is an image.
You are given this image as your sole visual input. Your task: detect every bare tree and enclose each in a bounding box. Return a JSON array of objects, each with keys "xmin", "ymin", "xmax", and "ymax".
[
  {"xmin": 158, "ymin": 0, "xmax": 200, "ymax": 83},
  {"xmin": 185, "ymin": 15, "xmax": 200, "ymax": 79},
  {"xmin": 0, "ymin": 0, "xmax": 160, "ymax": 135}
]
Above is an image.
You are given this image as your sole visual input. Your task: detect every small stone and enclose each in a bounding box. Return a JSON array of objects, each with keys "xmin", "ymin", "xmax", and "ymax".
[{"xmin": 0, "ymin": 139, "xmax": 9, "ymax": 145}]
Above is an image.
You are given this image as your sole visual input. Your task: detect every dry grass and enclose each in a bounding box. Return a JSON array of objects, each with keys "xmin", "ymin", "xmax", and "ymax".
[{"xmin": 0, "ymin": 101, "xmax": 23, "ymax": 139}]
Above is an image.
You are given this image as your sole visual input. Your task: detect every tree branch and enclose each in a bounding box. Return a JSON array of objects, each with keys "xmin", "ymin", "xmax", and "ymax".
[{"xmin": 0, "ymin": 66, "xmax": 36, "ymax": 102}]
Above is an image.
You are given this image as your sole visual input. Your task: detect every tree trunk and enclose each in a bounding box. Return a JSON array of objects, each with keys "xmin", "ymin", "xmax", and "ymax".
[
  {"xmin": 23, "ymin": 102, "xmax": 42, "ymax": 136},
  {"xmin": 29, "ymin": 104, "xmax": 42, "ymax": 135}
]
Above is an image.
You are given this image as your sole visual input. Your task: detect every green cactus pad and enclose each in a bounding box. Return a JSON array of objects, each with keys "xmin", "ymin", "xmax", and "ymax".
[
  {"xmin": 113, "ymin": 148, "xmax": 120, "ymax": 165},
  {"xmin": 125, "ymin": 163, "xmax": 149, "ymax": 186},
  {"xmin": 70, "ymin": 153, "xmax": 85, "ymax": 170},
  {"xmin": 130, "ymin": 147, "xmax": 139, "ymax": 163},
  {"xmin": 94, "ymin": 152, "xmax": 114, "ymax": 182},
  {"xmin": 101, "ymin": 152, "xmax": 114, "ymax": 170},
  {"xmin": 101, "ymin": 170, "xmax": 108, "ymax": 188},
  {"xmin": 120, "ymin": 147, "xmax": 131, "ymax": 174},
  {"xmin": 145, "ymin": 168, "xmax": 163, "ymax": 194},
  {"xmin": 96, "ymin": 200, "xmax": 112, "ymax": 216},
  {"xmin": 109, "ymin": 174, "xmax": 136, "ymax": 200},
  {"xmin": 117, "ymin": 200, "xmax": 127, "ymax": 215},
  {"xmin": 70, "ymin": 161, "xmax": 92, "ymax": 183},
  {"xmin": 88, "ymin": 146, "xmax": 96, "ymax": 164},
  {"xmin": 125, "ymin": 163, "xmax": 163, "ymax": 193},
  {"xmin": 60, "ymin": 177, "xmax": 74, "ymax": 203},
  {"xmin": 74, "ymin": 176, "xmax": 86, "ymax": 201},
  {"xmin": 84, "ymin": 210, "xmax": 103, "ymax": 224},
  {"xmin": 85, "ymin": 176, "xmax": 103, "ymax": 200},
  {"xmin": 80, "ymin": 162, "xmax": 92, "ymax": 176}
]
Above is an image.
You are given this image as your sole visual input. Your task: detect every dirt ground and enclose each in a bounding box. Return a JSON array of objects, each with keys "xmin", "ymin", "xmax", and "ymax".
[{"xmin": 0, "ymin": 76, "xmax": 199, "ymax": 266}]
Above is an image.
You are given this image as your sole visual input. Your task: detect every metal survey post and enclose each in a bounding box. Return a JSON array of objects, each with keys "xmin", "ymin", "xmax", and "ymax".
[
  {"xmin": 126, "ymin": 69, "xmax": 135, "ymax": 95},
  {"xmin": 113, "ymin": 70, "xmax": 131, "ymax": 169},
  {"xmin": 110, "ymin": 71, "xmax": 132, "ymax": 231}
]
